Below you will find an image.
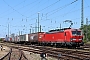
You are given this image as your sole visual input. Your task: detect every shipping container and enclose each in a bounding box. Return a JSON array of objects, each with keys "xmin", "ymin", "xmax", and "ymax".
[
  {"xmin": 28, "ymin": 33, "xmax": 38, "ymax": 42},
  {"xmin": 19, "ymin": 34, "xmax": 28, "ymax": 42}
]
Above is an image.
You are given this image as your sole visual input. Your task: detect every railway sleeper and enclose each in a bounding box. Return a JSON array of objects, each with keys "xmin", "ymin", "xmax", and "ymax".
[
  {"xmin": 47, "ymin": 53, "xmax": 70, "ymax": 60},
  {"xmin": 62, "ymin": 54, "xmax": 90, "ymax": 60}
]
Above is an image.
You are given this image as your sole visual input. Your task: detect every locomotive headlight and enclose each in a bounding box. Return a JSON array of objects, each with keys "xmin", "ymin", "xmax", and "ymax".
[
  {"xmin": 73, "ymin": 39, "xmax": 76, "ymax": 40},
  {"xmin": 70, "ymin": 38, "xmax": 76, "ymax": 41},
  {"xmin": 70, "ymin": 38, "xmax": 73, "ymax": 41},
  {"xmin": 79, "ymin": 39, "xmax": 82, "ymax": 40}
]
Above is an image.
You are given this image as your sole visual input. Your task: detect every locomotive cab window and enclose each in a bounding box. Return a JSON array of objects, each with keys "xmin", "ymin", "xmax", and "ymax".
[{"xmin": 72, "ymin": 31, "xmax": 81, "ymax": 35}]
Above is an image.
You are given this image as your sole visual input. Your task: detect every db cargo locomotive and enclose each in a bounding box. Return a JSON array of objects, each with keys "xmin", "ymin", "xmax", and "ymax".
[
  {"xmin": 38, "ymin": 28, "xmax": 84, "ymax": 47},
  {"xmin": 6, "ymin": 28, "xmax": 84, "ymax": 47}
]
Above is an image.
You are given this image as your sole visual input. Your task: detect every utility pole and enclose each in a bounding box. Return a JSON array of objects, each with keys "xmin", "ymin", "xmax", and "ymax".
[
  {"xmin": 81, "ymin": 0, "xmax": 84, "ymax": 34},
  {"xmin": 7, "ymin": 18, "xmax": 10, "ymax": 41},
  {"xmin": 38, "ymin": 12, "xmax": 40, "ymax": 32},
  {"xmin": 32, "ymin": 28, "xmax": 34, "ymax": 33},
  {"xmin": 8, "ymin": 24, "xmax": 9, "ymax": 38},
  {"xmin": 86, "ymin": 18, "xmax": 88, "ymax": 25},
  {"xmin": 60, "ymin": 23, "xmax": 61, "ymax": 29},
  {"xmin": 86, "ymin": 18, "xmax": 88, "ymax": 41},
  {"xmin": 30, "ymin": 29, "xmax": 31, "ymax": 34},
  {"xmin": 40, "ymin": 25, "xmax": 41, "ymax": 32},
  {"xmin": 19, "ymin": 31, "xmax": 20, "ymax": 35},
  {"xmin": 21, "ymin": 31, "xmax": 22, "ymax": 35},
  {"xmin": 35, "ymin": 19, "xmax": 37, "ymax": 33}
]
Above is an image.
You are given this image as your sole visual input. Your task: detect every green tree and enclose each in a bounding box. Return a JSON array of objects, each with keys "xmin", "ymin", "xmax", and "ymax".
[
  {"xmin": 80, "ymin": 25, "xmax": 90, "ymax": 42},
  {"xmin": 0, "ymin": 38, "xmax": 2, "ymax": 41}
]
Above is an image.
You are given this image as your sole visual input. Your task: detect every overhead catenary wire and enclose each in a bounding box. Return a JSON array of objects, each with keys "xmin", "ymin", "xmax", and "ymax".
[
  {"xmin": 2, "ymin": 5, "xmax": 90, "ymax": 23},
  {"xmin": 2, "ymin": 0, "xmax": 78, "ymax": 24},
  {"xmin": 1, "ymin": 0, "xmax": 78, "ymax": 21},
  {"xmin": 1, "ymin": 0, "xmax": 39, "ymax": 18},
  {"xmin": 0, "ymin": 0, "xmax": 26, "ymax": 15},
  {"xmin": 1, "ymin": 0, "xmax": 49, "ymax": 19},
  {"xmin": 3, "ymin": 0, "xmax": 28, "ymax": 18},
  {"xmin": 21, "ymin": 0, "xmax": 77, "ymax": 31},
  {"xmin": 38, "ymin": 0, "xmax": 79, "ymax": 23},
  {"xmin": 5, "ymin": 0, "xmax": 62, "ymax": 24},
  {"xmin": 26, "ymin": 0, "xmax": 62, "ymax": 18},
  {"xmin": 38, "ymin": 0, "xmax": 90, "ymax": 29},
  {"xmin": 0, "ymin": 0, "xmax": 90, "ymax": 36},
  {"xmin": 47, "ymin": 0, "xmax": 78, "ymax": 17},
  {"xmin": 39, "ymin": 0, "xmax": 79, "ymax": 20}
]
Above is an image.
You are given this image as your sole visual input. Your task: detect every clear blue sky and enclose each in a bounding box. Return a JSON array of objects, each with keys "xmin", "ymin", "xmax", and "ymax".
[{"xmin": 0, "ymin": 0, "xmax": 90, "ymax": 38}]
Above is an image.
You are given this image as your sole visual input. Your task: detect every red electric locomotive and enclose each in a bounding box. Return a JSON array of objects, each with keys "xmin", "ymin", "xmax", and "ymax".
[{"xmin": 38, "ymin": 28, "xmax": 84, "ymax": 47}]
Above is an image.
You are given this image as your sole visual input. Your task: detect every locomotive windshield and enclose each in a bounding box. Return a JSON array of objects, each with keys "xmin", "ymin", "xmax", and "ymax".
[{"xmin": 72, "ymin": 31, "xmax": 81, "ymax": 35}]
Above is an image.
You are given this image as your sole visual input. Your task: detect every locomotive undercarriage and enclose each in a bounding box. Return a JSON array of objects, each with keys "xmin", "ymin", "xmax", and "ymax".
[
  {"xmin": 38, "ymin": 41, "xmax": 84, "ymax": 48},
  {"xmin": 66, "ymin": 42, "xmax": 84, "ymax": 47}
]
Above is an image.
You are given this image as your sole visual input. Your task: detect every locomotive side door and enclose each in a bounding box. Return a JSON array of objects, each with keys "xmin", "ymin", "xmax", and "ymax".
[
  {"xmin": 64, "ymin": 32, "xmax": 67, "ymax": 42},
  {"xmin": 64, "ymin": 32, "xmax": 69, "ymax": 42}
]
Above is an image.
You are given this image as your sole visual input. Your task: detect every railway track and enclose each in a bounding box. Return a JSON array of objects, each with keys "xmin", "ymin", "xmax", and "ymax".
[
  {"xmin": 0, "ymin": 42, "xmax": 90, "ymax": 60},
  {"xmin": 24, "ymin": 45, "xmax": 90, "ymax": 60},
  {"xmin": 0, "ymin": 46, "xmax": 28, "ymax": 60},
  {"xmin": 9, "ymin": 48, "xmax": 28, "ymax": 60},
  {"xmin": 78, "ymin": 43, "xmax": 90, "ymax": 51}
]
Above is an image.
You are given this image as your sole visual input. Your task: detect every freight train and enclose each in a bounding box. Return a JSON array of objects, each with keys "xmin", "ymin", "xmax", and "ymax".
[{"xmin": 5, "ymin": 28, "xmax": 84, "ymax": 47}]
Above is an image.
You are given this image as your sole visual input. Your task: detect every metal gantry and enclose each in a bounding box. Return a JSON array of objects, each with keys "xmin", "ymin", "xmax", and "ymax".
[
  {"xmin": 86, "ymin": 18, "xmax": 90, "ymax": 41},
  {"xmin": 81, "ymin": 0, "xmax": 84, "ymax": 34}
]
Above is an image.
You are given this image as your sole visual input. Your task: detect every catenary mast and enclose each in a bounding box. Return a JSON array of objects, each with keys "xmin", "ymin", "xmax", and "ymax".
[{"xmin": 81, "ymin": 0, "xmax": 84, "ymax": 33}]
